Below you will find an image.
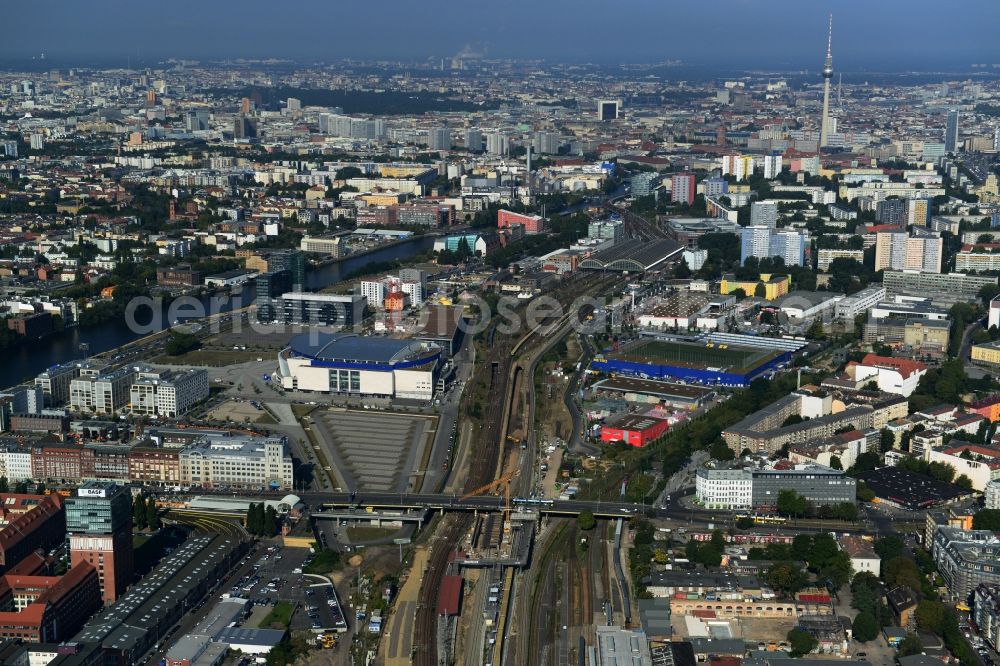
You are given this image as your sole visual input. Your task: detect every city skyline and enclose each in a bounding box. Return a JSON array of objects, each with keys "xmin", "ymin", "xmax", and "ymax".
[{"xmin": 5, "ymin": 0, "xmax": 1000, "ymax": 71}]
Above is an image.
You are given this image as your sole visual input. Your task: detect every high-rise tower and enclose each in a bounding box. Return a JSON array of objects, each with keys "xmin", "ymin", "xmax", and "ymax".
[{"xmin": 819, "ymin": 14, "xmax": 834, "ymax": 149}]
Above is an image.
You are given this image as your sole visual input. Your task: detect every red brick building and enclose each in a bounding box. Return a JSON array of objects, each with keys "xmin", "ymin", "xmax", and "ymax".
[
  {"xmin": 0, "ymin": 563, "xmax": 101, "ymax": 641},
  {"xmin": 497, "ymin": 209, "xmax": 546, "ymax": 234},
  {"xmin": 0, "ymin": 494, "xmax": 65, "ymax": 573}
]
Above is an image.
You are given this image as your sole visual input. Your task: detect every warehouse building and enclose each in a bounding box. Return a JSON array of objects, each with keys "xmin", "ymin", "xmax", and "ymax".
[{"xmin": 279, "ymin": 332, "xmax": 441, "ymax": 401}]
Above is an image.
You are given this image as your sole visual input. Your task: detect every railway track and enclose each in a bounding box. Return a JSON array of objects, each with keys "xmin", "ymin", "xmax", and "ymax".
[{"xmin": 413, "ymin": 273, "xmax": 618, "ymax": 665}]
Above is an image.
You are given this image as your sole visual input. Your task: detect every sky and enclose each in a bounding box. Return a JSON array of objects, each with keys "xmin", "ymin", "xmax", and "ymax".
[{"xmin": 5, "ymin": 0, "xmax": 1000, "ymax": 71}]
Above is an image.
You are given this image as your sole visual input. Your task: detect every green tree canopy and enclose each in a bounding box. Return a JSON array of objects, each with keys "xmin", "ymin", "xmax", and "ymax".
[
  {"xmin": 787, "ymin": 628, "xmax": 818, "ymax": 657},
  {"xmin": 852, "ymin": 611, "xmax": 879, "ymax": 642}
]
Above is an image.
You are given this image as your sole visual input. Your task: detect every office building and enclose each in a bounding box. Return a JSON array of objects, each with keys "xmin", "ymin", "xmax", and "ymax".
[
  {"xmin": 428, "ymin": 127, "xmax": 450, "ymax": 151},
  {"xmin": 833, "ymin": 285, "xmax": 888, "ymax": 320},
  {"xmin": 702, "ymin": 177, "xmax": 728, "ymax": 198},
  {"xmin": 876, "ymin": 199, "xmax": 907, "ymax": 226},
  {"xmin": 0, "ymin": 493, "xmax": 65, "ymax": 573},
  {"xmin": 254, "ymin": 270, "xmax": 292, "ymax": 323},
  {"xmin": 696, "ymin": 464, "xmax": 855, "ymax": 511},
  {"xmin": 233, "ymin": 116, "xmax": 257, "ymax": 140},
  {"xmin": 532, "ymin": 131, "xmax": 561, "ymax": 155},
  {"xmin": 908, "ymin": 198, "xmax": 932, "ymax": 227},
  {"xmin": 588, "ymin": 220, "xmax": 625, "ymax": 244},
  {"xmin": 66, "ymin": 482, "xmax": 133, "ymax": 604},
  {"xmin": 277, "ymin": 292, "xmax": 366, "ymax": 327},
  {"xmin": 720, "ymin": 155, "xmax": 755, "ymax": 181},
  {"xmin": 129, "ymin": 368, "xmax": 209, "ymax": 418},
  {"xmin": 946, "ymin": 109, "xmax": 960, "ymax": 153},
  {"xmin": 497, "ymin": 209, "xmax": 546, "ymax": 234},
  {"xmin": 671, "ymin": 172, "xmax": 696, "ymax": 206},
  {"xmin": 179, "ymin": 434, "xmax": 293, "ymax": 490},
  {"xmin": 485, "ymin": 132, "xmax": 508, "ymax": 155},
  {"xmin": 932, "ymin": 526, "xmax": 1000, "ymax": 599},
  {"xmin": 398, "ymin": 202, "xmax": 455, "ymax": 228},
  {"xmin": 957, "ymin": 245, "xmax": 1000, "ymax": 272},
  {"xmin": 184, "ymin": 109, "xmax": 209, "ymax": 132},
  {"xmin": 750, "ymin": 201, "xmax": 778, "ymax": 228},
  {"xmin": 279, "ymin": 332, "xmax": 441, "ymax": 401},
  {"xmin": 631, "ymin": 172, "xmax": 661, "ymax": 197},
  {"xmin": 464, "ymin": 129, "xmax": 483, "ymax": 152},
  {"xmin": 597, "ymin": 99, "xmax": 620, "ymax": 121},
  {"xmin": 882, "ymin": 270, "xmax": 997, "ymax": 307},
  {"xmin": 266, "ymin": 249, "xmax": 305, "ymax": 289},
  {"xmin": 35, "ymin": 363, "xmax": 81, "ymax": 407},
  {"xmin": 974, "ymin": 585, "xmax": 1000, "ymax": 652},
  {"xmin": 818, "ymin": 248, "xmax": 864, "ymax": 272},
  {"xmin": 762, "ymin": 153, "xmax": 783, "ymax": 179},
  {"xmin": 874, "ymin": 231, "xmax": 942, "ymax": 273},
  {"xmin": 69, "ymin": 365, "xmax": 139, "ymax": 415},
  {"xmin": 0, "ymin": 563, "xmax": 101, "ymax": 642},
  {"xmin": 740, "ymin": 226, "xmax": 807, "ymax": 267}
]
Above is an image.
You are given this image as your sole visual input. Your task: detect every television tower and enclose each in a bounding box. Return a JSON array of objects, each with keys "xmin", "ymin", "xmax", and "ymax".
[{"xmin": 819, "ymin": 14, "xmax": 834, "ymax": 149}]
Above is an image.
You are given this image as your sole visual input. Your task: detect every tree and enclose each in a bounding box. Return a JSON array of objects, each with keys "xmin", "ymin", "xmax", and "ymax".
[
  {"xmin": 791, "ymin": 534, "xmax": 813, "ymax": 561},
  {"xmin": 874, "ymin": 536, "xmax": 905, "ymax": 561},
  {"xmin": 787, "ymin": 628, "xmax": 818, "ymax": 657},
  {"xmin": 577, "ymin": 510, "xmax": 596, "ymax": 531},
  {"xmin": 806, "ymin": 319, "xmax": 826, "ymax": 341},
  {"xmin": 852, "ymin": 611, "xmax": 879, "ymax": 642},
  {"xmin": 766, "ymin": 562, "xmax": 808, "ymax": 595},
  {"xmin": 36, "ymin": 482, "xmax": 46, "ymax": 495},
  {"xmin": 246, "ymin": 504, "xmax": 259, "ymax": 534},
  {"xmin": 14, "ymin": 481, "xmax": 27, "ymax": 494},
  {"xmin": 973, "ymin": 509, "xmax": 1000, "ymax": 531},
  {"xmin": 829, "ymin": 455, "xmax": 843, "ymax": 470},
  {"xmin": 916, "ymin": 599, "xmax": 946, "ymax": 634},
  {"xmin": 897, "ymin": 633, "xmax": 923, "ymax": 658},
  {"xmin": 0, "ymin": 477, "xmax": 7, "ymax": 493},
  {"xmin": 880, "ymin": 429, "xmax": 896, "ymax": 453},
  {"xmin": 849, "ymin": 452, "xmax": 881, "ymax": 475},
  {"xmin": 883, "ymin": 556, "xmax": 923, "ymax": 591},
  {"xmin": 954, "ymin": 474, "xmax": 973, "ymax": 490},
  {"xmin": 736, "ymin": 516, "xmax": 754, "ymax": 529},
  {"xmin": 165, "ymin": 331, "xmax": 200, "ymax": 356},
  {"xmin": 776, "ymin": 489, "xmax": 808, "ymax": 517},
  {"xmin": 145, "ymin": 499, "xmax": 159, "ymax": 531},
  {"xmin": 709, "ymin": 439, "xmax": 735, "ymax": 461},
  {"xmin": 264, "ymin": 505, "xmax": 278, "ymax": 536},
  {"xmin": 134, "ymin": 495, "xmax": 148, "ymax": 530}
]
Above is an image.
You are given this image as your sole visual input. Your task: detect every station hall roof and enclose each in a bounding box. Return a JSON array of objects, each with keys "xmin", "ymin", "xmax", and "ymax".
[{"xmin": 579, "ymin": 238, "xmax": 682, "ymax": 272}]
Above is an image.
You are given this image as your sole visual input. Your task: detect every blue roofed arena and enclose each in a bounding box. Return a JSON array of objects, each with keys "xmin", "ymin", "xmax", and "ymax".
[{"xmin": 279, "ymin": 332, "xmax": 442, "ymax": 400}]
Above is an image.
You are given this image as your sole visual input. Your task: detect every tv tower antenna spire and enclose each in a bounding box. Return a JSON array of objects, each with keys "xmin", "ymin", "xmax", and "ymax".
[{"xmin": 819, "ymin": 13, "xmax": 834, "ymax": 149}]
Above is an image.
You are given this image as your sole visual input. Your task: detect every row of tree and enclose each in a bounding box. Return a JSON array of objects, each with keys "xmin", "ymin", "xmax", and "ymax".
[
  {"xmin": 246, "ymin": 502, "xmax": 279, "ymax": 536},
  {"xmin": 132, "ymin": 495, "xmax": 162, "ymax": 530}
]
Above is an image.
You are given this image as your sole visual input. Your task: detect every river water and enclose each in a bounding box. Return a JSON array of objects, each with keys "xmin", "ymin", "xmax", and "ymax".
[{"xmin": 0, "ymin": 234, "xmax": 437, "ymax": 389}]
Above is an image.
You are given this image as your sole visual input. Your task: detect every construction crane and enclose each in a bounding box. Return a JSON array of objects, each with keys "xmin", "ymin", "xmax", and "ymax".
[{"xmin": 460, "ymin": 469, "xmax": 520, "ymax": 523}]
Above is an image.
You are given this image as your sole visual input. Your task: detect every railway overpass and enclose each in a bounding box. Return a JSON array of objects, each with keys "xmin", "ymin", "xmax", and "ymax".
[{"xmin": 311, "ymin": 492, "xmax": 645, "ymax": 519}]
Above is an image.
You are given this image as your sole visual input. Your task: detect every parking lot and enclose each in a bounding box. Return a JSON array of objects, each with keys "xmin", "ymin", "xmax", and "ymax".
[
  {"xmin": 311, "ymin": 409, "xmax": 432, "ymax": 493},
  {"xmin": 229, "ymin": 544, "xmax": 349, "ymax": 634}
]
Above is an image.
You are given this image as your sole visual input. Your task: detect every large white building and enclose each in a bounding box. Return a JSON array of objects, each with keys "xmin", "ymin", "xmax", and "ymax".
[
  {"xmin": 833, "ymin": 285, "xmax": 887, "ymax": 320},
  {"xmin": 279, "ymin": 332, "xmax": 441, "ymax": 401},
  {"xmin": 0, "ymin": 448, "xmax": 32, "ymax": 482},
  {"xmin": 179, "ymin": 434, "xmax": 293, "ymax": 490},
  {"xmin": 70, "ymin": 365, "xmax": 139, "ymax": 414},
  {"xmin": 695, "ymin": 468, "xmax": 753, "ymax": 510},
  {"xmin": 130, "ymin": 368, "xmax": 209, "ymax": 417},
  {"xmin": 845, "ymin": 354, "xmax": 927, "ymax": 397}
]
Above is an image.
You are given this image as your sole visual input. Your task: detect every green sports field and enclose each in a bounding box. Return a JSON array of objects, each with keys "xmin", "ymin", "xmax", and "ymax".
[{"xmin": 617, "ymin": 339, "xmax": 774, "ymax": 371}]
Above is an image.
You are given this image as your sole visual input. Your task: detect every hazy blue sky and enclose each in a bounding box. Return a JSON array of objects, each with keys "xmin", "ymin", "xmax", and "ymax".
[{"xmin": 5, "ymin": 0, "xmax": 1000, "ymax": 70}]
